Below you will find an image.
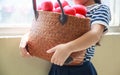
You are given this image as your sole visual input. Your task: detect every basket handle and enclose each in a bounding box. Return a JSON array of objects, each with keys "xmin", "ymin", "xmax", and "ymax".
[
  {"xmin": 57, "ymin": 0, "xmax": 68, "ymax": 25},
  {"xmin": 32, "ymin": 0, "xmax": 38, "ymax": 20},
  {"xmin": 32, "ymin": 0, "xmax": 67, "ymax": 24}
]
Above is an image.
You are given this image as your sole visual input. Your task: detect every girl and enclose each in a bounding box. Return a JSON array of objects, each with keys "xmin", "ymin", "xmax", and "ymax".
[{"xmin": 19, "ymin": 0, "xmax": 111, "ymax": 75}]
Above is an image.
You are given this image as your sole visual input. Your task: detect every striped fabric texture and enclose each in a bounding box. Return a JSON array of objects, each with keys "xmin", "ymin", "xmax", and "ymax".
[{"xmin": 84, "ymin": 4, "xmax": 111, "ymax": 61}]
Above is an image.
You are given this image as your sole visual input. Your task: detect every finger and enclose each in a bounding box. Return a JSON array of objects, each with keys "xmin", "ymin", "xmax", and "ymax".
[
  {"xmin": 59, "ymin": 60, "xmax": 64, "ymax": 66},
  {"xmin": 20, "ymin": 52, "xmax": 31, "ymax": 57},
  {"xmin": 20, "ymin": 48, "xmax": 27, "ymax": 56},
  {"xmin": 51, "ymin": 54, "xmax": 60, "ymax": 65},
  {"xmin": 55, "ymin": 59, "xmax": 59, "ymax": 65},
  {"xmin": 73, "ymin": 59, "xmax": 83, "ymax": 64},
  {"xmin": 19, "ymin": 34, "xmax": 29, "ymax": 48},
  {"xmin": 60, "ymin": 63, "xmax": 63, "ymax": 66},
  {"xmin": 55, "ymin": 58, "xmax": 62, "ymax": 66},
  {"xmin": 51, "ymin": 55, "xmax": 55, "ymax": 64},
  {"xmin": 20, "ymin": 46, "xmax": 27, "ymax": 53},
  {"xmin": 19, "ymin": 40, "xmax": 27, "ymax": 48},
  {"xmin": 46, "ymin": 48, "xmax": 56, "ymax": 53},
  {"xmin": 55, "ymin": 59, "xmax": 63, "ymax": 66},
  {"xmin": 20, "ymin": 48, "xmax": 31, "ymax": 57},
  {"xmin": 76, "ymin": 55, "xmax": 85, "ymax": 59},
  {"xmin": 56, "ymin": 58, "xmax": 65, "ymax": 66},
  {"xmin": 52, "ymin": 58, "xmax": 58, "ymax": 65},
  {"xmin": 74, "ymin": 57, "xmax": 85, "ymax": 61}
]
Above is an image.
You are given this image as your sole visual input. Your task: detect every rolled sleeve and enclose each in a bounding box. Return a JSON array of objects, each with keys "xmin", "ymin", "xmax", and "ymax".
[{"xmin": 91, "ymin": 4, "xmax": 111, "ymax": 33}]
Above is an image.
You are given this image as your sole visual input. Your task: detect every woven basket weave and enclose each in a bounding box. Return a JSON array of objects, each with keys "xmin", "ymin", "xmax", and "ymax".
[{"xmin": 26, "ymin": 10, "xmax": 90, "ymax": 65}]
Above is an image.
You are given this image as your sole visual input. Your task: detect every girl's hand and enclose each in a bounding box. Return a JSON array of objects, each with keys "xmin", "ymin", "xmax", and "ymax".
[
  {"xmin": 19, "ymin": 33, "xmax": 31, "ymax": 57},
  {"xmin": 47, "ymin": 44, "xmax": 72, "ymax": 66}
]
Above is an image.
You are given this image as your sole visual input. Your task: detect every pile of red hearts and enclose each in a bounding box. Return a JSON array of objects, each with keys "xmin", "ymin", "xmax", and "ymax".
[{"xmin": 37, "ymin": 0, "xmax": 87, "ymax": 18}]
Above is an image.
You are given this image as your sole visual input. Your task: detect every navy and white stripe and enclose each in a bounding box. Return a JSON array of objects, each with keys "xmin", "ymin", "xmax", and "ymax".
[{"xmin": 84, "ymin": 4, "xmax": 111, "ymax": 61}]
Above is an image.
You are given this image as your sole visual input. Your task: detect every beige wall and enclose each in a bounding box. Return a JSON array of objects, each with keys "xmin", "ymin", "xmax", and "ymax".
[{"xmin": 0, "ymin": 35, "xmax": 120, "ymax": 75}]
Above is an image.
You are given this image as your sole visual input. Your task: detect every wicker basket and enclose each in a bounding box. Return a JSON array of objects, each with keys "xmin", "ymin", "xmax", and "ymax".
[{"xmin": 26, "ymin": 0, "xmax": 91, "ymax": 65}]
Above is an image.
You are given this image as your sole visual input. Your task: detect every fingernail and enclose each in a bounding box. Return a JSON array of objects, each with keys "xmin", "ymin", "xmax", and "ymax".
[
  {"xmin": 27, "ymin": 52, "xmax": 30, "ymax": 55},
  {"xmin": 46, "ymin": 50, "xmax": 50, "ymax": 53}
]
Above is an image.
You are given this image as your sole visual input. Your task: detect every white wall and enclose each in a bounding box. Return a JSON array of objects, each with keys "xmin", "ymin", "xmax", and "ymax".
[{"xmin": 0, "ymin": 35, "xmax": 120, "ymax": 75}]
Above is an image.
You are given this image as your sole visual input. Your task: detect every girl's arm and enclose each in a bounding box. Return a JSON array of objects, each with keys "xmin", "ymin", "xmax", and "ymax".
[
  {"xmin": 47, "ymin": 24, "xmax": 105, "ymax": 66},
  {"xmin": 66, "ymin": 24, "xmax": 105, "ymax": 53}
]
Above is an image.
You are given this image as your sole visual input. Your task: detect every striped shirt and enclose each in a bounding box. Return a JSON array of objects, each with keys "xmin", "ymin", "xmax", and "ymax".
[{"xmin": 84, "ymin": 4, "xmax": 111, "ymax": 61}]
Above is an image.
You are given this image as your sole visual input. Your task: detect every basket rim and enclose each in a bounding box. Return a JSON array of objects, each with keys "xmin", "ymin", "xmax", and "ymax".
[{"xmin": 37, "ymin": 10, "xmax": 90, "ymax": 20}]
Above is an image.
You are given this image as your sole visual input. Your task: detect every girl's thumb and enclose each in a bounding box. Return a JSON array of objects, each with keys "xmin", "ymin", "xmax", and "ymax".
[{"xmin": 46, "ymin": 48, "xmax": 56, "ymax": 53}]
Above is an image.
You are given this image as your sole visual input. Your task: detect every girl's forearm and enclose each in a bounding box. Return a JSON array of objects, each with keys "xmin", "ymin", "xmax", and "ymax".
[{"xmin": 66, "ymin": 24, "xmax": 104, "ymax": 53}]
